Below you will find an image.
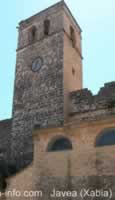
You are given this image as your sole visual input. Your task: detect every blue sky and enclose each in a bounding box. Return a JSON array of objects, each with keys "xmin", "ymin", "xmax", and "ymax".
[{"xmin": 0, "ymin": 0, "xmax": 115, "ymax": 120}]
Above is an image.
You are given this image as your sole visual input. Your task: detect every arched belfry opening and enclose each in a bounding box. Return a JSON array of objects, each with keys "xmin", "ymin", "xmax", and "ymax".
[
  {"xmin": 95, "ymin": 128, "xmax": 115, "ymax": 147},
  {"xmin": 28, "ymin": 26, "xmax": 37, "ymax": 43},
  {"xmin": 44, "ymin": 19, "xmax": 50, "ymax": 36},
  {"xmin": 70, "ymin": 26, "xmax": 76, "ymax": 48},
  {"xmin": 47, "ymin": 136, "xmax": 72, "ymax": 152}
]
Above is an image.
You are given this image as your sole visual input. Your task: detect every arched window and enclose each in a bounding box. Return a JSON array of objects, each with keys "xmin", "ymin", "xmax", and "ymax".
[
  {"xmin": 28, "ymin": 26, "xmax": 37, "ymax": 43},
  {"xmin": 47, "ymin": 137, "xmax": 72, "ymax": 152},
  {"xmin": 95, "ymin": 128, "xmax": 115, "ymax": 147},
  {"xmin": 44, "ymin": 19, "xmax": 50, "ymax": 36},
  {"xmin": 70, "ymin": 26, "xmax": 76, "ymax": 48}
]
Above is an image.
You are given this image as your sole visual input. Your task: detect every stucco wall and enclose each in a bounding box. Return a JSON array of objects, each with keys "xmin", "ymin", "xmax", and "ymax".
[{"xmin": 4, "ymin": 118, "xmax": 115, "ymax": 200}]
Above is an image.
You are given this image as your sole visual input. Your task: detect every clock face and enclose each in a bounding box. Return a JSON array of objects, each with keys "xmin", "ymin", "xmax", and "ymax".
[{"xmin": 32, "ymin": 57, "xmax": 43, "ymax": 72}]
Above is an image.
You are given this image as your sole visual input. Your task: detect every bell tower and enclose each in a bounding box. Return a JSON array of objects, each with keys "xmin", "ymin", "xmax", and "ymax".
[{"xmin": 11, "ymin": 1, "xmax": 83, "ymax": 169}]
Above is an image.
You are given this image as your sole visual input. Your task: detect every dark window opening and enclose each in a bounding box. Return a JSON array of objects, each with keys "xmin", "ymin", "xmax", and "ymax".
[
  {"xmin": 70, "ymin": 26, "xmax": 76, "ymax": 48},
  {"xmin": 72, "ymin": 68, "xmax": 75, "ymax": 75},
  {"xmin": 28, "ymin": 26, "xmax": 37, "ymax": 43},
  {"xmin": 31, "ymin": 26, "xmax": 36, "ymax": 39},
  {"xmin": 44, "ymin": 19, "xmax": 50, "ymax": 36},
  {"xmin": 0, "ymin": 176, "xmax": 7, "ymax": 192},
  {"xmin": 47, "ymin": 137, "xmax": 72, "ymax": 152},
  {"xmin": 96, "ymin": 129, "xmax": 115, "ymax": 147}
]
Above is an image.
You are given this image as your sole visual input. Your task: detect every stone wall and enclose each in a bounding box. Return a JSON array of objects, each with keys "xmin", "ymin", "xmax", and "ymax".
[
  {"xmin": 11, "ymin": 0, "xmax": 83, "ymax": 171},
  {"xmin": 0, "ymin": 119, "xmax": 12, "ymax": 160},
  {"xmin": 0, "ymin": 119, "xmax": 12, "ymax": 177},
  {"xmin": 11, "ymin": 2, "xmax": 66, "ymax": 170},
  {"xmin": 70, "ymin": 82, "xmax": 115, "ymax": 121},
  {"xmin": 17, "ymin": 1, "xmax": 64, "ymax": 50}
]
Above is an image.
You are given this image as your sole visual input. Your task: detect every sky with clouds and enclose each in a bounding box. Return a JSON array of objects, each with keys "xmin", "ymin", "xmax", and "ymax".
[{"xmin": 0, "ymin": 0, "xmax": 115, "ymax": 120}]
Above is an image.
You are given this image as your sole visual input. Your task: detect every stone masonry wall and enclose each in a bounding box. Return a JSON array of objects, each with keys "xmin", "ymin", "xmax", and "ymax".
[
  {"xmin": 11, "ymin": 0, "xmax": 83, "ymax": 171},
  {"xmin": 0, "ymin": 119, "xmax": 12, "ymax": 177},
  {"xmin": 70, "ymin": 82, "xmax": 115, "ymax": 121},
  {"xmin": 18, "ymin": 1, "xmax": 64, "ymax": 50},
  {"xmin": 11, "ymin": 3, "xmax": 65, "ymax": 170},
  {"xmin": 12, "ymin": 32, "xmax": 64, "ymax": 170}
]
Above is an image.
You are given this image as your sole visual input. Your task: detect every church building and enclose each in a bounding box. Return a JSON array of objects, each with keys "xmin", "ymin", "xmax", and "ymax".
[{"xmin": 0, "ymin": 1, "xmax": 115, "ymax": 199}]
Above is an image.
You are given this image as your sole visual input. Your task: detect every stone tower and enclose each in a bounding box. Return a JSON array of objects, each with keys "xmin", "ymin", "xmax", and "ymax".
[{"xmin": 11, "ymin": 1, "xmax": 82, "ymax": 170}]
